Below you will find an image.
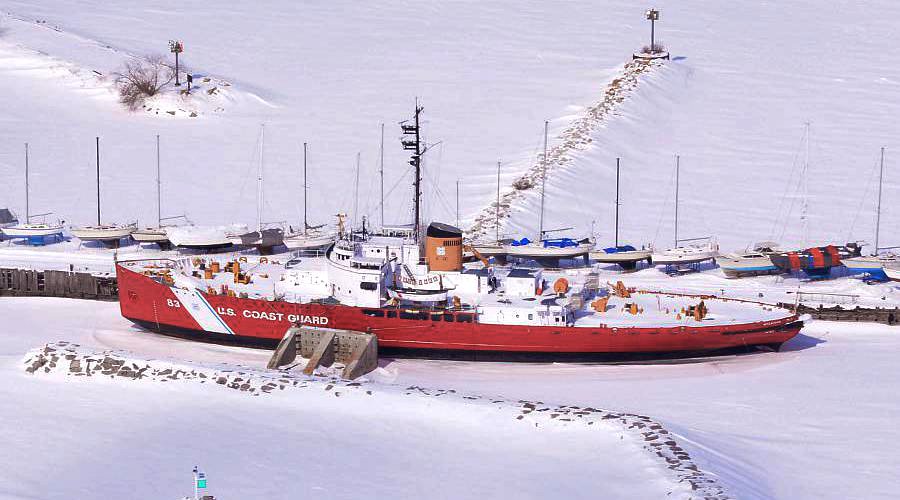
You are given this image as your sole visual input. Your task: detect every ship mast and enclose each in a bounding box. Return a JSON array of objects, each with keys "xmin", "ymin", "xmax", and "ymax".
[{"xmin": 401, "ymin": 100, "xmax": 426, "ymax": 243}]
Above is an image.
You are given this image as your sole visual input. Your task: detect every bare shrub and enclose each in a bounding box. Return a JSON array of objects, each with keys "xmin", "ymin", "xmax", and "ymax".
[
  {"xmin": 641, "ymin": 41, "xmax": 667, "ymax": 54},
  {"xmin": 114, "ymin": 56, "xmax": 174, "ymax": 110}
]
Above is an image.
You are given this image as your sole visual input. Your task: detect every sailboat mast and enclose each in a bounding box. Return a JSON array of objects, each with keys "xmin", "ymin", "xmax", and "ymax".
[
  {"xmin": 354, "ymin": 152, "xmax": 361, "ymax": 229},
  {"xmin": 156, "ymin": 134, "xmax": 161, "ymax": 227},
  {"xmin": 801, "ymin": 122, "xmax": 810, "ymax": 246},
  {"xmin": 875, "ymin": 146, "xmax": 885, "ymax": 253},
  {"xmin": 24, "ymin": 142, "xmax": 29, "ymax": 224},
  {"xmin": 303, "ymin": 142, "xmax": 308, "ymax": 232},
  {"xmin": 539, "ymin": 120, "xmax": 548, "ymax": 240},
  {"xmin": 96, "ymin": 136, "xmax": 101, "ymax": 226},
  {"xmin": 615, "ymin": 157, "xmax": 620, "ymax": 247},
  {"xmin": 496, "ymin": 160, "xmax": 501, "ymax": 243},
  {"xmin": 379, "ymin": 123, "xmax": 385, "ymax": 229},
  {"xmin": 455, "ymin": 179, "xmax": 460, "ymax": 228},
  {"xmin": 674, "ymin": 154, "xmax": 680, "ymax": 246},
  {"xmin": 257, "ymin": 125, "xmax": 265, "ymax": 232}
]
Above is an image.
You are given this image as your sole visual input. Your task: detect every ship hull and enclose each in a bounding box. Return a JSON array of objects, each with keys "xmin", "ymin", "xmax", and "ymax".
[{"xmin": 117, "ymin": 265, "xmax": 802, "ymax": 354}]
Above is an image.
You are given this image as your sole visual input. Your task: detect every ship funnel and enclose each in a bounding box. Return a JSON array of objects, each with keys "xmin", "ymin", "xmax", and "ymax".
[{"xmin": 425, "ymin": 222, "xmax": 463, "ymax": 271}]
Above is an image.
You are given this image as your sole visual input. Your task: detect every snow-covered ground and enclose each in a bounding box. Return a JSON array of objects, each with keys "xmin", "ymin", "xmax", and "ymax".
[
  {"xmin": 2, "ymin": 0, "xmax": 900, "ymax": 498},
  {"xmin": 4, "ymin": 296, "xmax": 900, "ymax": 499},
  {"xmin": 0, "ymin": 1, "xmax": 896, "ymax": 251}
]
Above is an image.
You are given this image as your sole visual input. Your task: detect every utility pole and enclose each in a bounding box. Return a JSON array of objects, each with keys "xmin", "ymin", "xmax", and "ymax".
[
  {"xmin": 169, "ymin": 40, "xmax": 183, "ymax": 86},
  {"xmin": 24, "ymin": 142, "xmax": 29, "ymax": 224},
  {"xmin": 875, "ymin": 146, "xmax": 885, "ymax": 253}
]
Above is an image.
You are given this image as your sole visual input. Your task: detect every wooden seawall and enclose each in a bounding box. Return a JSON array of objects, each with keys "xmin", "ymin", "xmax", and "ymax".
[
  {"xmin": 780, "ymin": 303, "xmax": 899, "ymax": 326},
  {"xmin": 0, "ymin": 268, "xmax": 118, "ymax": 301}
]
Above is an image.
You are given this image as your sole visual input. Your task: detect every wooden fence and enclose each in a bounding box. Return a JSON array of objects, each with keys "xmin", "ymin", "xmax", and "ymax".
[{"xmin": 0, "ymin": 268, "xmax": 118, "ymax": 301}]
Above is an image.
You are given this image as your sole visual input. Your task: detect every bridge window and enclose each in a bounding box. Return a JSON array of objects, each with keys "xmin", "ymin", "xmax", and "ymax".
[
  {"xmin": 456, "ymin": 314, "xmax": 473, "ymax": 323},
  {"xmin": 360, "ymin": 281, "xmax": 377, "ymax": 291}
]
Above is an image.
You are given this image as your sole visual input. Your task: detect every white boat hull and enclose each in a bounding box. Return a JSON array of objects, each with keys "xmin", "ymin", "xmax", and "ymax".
[
  {"xmin": 387, "ymin": 288, "xmax": 449, "ymax": 303},
  {"xmin": 71, "ymin": 224, "xmax": 136, "ymax": 241},
  {"xmin": 884, "ymin": 265, "xmax": 900, "ymax": 282},
  {"xmin": 1, "ymin": 224, "xmax": 64, "ymax": 238},
  {"xmin": 652, "ymin": 243, "xmax": 719, "ymax": 266},
  {"xmin": 131, "ymin": 228, "xmax": 169, "ymax": 243},
  {"xmin": 590, "ymin": 249, "xmax": 652, "ymax": 263},
  {"xmin": 503, "ymin": 243, "xmax": 591, "ymax": 259},
  {"xmin": 715, "ymin": 254, "xmax": 779, "ymax": 278},
  {"xmin": 283, "ymin": 233, "xmax": 334, "ymax": 250}
]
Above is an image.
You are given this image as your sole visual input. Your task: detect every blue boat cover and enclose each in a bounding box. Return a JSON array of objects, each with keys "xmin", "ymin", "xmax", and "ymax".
[
  {"xmin": 543, "ymin": 238, "xmax": 578, "ymax": 248},
  {"xmin": 510, "ymin": 237, "xmax": 531, "ymax": 246},
  {"xmin": 603, "ymin": 245, "xmax": 637, "ymax": 253}
]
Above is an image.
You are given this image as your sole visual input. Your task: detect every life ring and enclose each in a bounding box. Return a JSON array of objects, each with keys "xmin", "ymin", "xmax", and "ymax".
[
  {"xmin": 259, "ymin": 257, "xmax": 269, "ymax": 264},
  {"xmin": 238, "ymin": 256, "xmax": 248, "ymax": 263}
]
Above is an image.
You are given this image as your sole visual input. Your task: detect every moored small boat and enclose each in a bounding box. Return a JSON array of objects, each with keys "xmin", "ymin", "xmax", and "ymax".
[
  {"xmin": 590, "ymin": 245, "xmax": 652, "ymax": 269},
  {"xmin": 842, "ymin": 254, "xmax": 899, "ymax": 281},
  {"xmin": 503, "ymin": 237, "xmax": 593, "ymax": 260},
  {"xmin": 715, "ymin": 242, "xmax": 782, "ymax": 278},
  {"xmin": 71, "ymin": 223, "xmax": 137, "ymax": 244},
  {"xmin": 283, "ymin": 230, "xmax": 334, "ymax": 250},
  {"xmin": 1, "ymin": 222, "xmax": 65, "ymax": 239},
  {"xmin": 885, "ymin": 263, "xmax": 900, "ymax": 282},
  {"xmin": 769, "ymin": 243, "xmax": 861, "ymax": 278},
  {"xmin": 651, "ymin": 240, "xmax": 719, "ymax": 266},
  {"xmin": 166, "ymin": 225, "xmax": 234, "ymax": 250}
]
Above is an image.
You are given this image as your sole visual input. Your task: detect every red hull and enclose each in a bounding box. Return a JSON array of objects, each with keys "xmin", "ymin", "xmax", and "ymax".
[{"xmin": 116, "ymin": 265, "xmax": 802, "ymax": 353}]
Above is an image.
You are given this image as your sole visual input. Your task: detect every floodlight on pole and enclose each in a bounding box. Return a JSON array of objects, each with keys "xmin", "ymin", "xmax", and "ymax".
[
  {"xmin": 169, "ymin": 40, "xmax": 184, "ymax": 86},
  {"xmin": 645, "ymin": 9, "xmax": 660, "ymax": 50}
]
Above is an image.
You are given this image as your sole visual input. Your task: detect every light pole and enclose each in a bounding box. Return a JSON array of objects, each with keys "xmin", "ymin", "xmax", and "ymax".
[
  {"xmin": 645, "ymin": 9, "xmax": 660, "ymax": 51},
  {"xmin": 169, "ymin": 40, "xmax": 184, "ymax": 86}
]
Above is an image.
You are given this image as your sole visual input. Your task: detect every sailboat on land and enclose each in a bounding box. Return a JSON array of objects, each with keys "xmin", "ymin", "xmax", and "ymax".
[
  {"xmin": 885, "ymin": 263, "xmax": 900, "ymax": 282},
  {"xmin": 283, "ymin": 142, "xmax": 335, "ymax": 251},
  {"xmin": 844, "ymin": 147, "xmax": 897, "ymax": 280},
  {"xmin": 502, "ymin": 121, "xmax": 592, "ymax": 263},
  {"xmin": 650, "ymin": 155, "xmax": 718, "ymax": 267},
  {"xmin": 590, "ymin": 158, "xmax": 652, "ymax": 269},
  {"xmin": 227, "ymin": 125, "xmax": 284, "ymax": 254},
  {"xmin": 131, "ymin": 136, "xmax": 189, "ymax": 249},
  {"xmin": 715, "ymin": 241, "xmax": 782, "ymax": 278},
  {"xmin": 70, "ymin": 137, "xmax": 137, "ymax": 247},
  {"xmin": 1, "ymin": 143, "xmax": 65, "ymax": 243}
]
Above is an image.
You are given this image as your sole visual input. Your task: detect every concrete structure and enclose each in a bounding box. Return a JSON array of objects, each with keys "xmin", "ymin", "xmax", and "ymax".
[{"xmin": 268, "ymin": 326, "xmax": 378, "ymax": 379}]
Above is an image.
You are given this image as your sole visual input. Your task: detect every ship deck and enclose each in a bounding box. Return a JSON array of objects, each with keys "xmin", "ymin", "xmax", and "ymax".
[{"xmin": 119, "ymin": 256, "xmax": 796, "ymax": 330}]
